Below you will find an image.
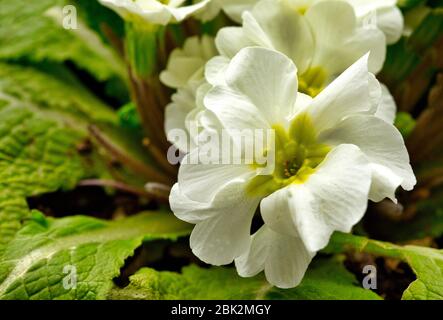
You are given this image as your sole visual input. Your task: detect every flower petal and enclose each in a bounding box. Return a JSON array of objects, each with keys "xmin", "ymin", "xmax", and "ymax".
[
  {"xmin": 306, "ymin": 1, "xmax": 386, "ymax": 75},
  {"xmin": 215, "ymin": 27, "xmax": 255, "ymax": 59},
  {"xmin": 178, "ymin": 152, "xmax": 254, "ymax": 203},
  {"xmin": 170, "ymin": 182, "xmax": 260, "ymax": 265},
  {"xmin": 205, "ymin": 56, "xmax": 230, "ymax": 86},
  {"xmin": 375, "ymin": 84, "xmax": 397, "ymax": 124},
  {"xmin": 375, "ymin": 6, "xmax": 404, "ymax": 45},
  {"xmin": 235, "ymin": 225, "xmax": 315, "ymax": 288},
  {"xmin": 243, "ymin": 0, "xmax": 314, "ymax": 73},
  {"xmin": 165, "ymin": 86, "xmax": 198, "ymax": 152},
  {"xmin": 223, "ymin": 47, "xmax": 299, "ymax": 125},
  {"xmin": 307, "ymin": 54, "xmax": 374, "ymax": 132},
  {"xmin": 319, "ymin": 115, "xmax": 416, "ymax": 202},
  {"xmin": 347, "ymin": 0, "xmax": 403, "ymax": 44},
  {"xmin": 160, "ymin": 35, "xmax": 216, "ymax": 88},
  {"xmin": 221, "ymin": 0, "xmax": 259, "ymax": 23},
  {"xmin": 167, "ymin": 0, "xmax": 212, "ymax": 23},
  {"xmin": 261, "ymin": 144, "xmax": 372, "ymax": 252}
]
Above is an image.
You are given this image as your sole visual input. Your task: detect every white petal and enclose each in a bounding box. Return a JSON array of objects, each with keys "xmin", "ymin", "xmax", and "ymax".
[
  {"xmin": 178, "ymin": 152, "xmax": 254, "ymax": 203},
  {"xmin": 244, "ymin": 0, "xmax": 314, "ymax": 73},
  {"xmin": 369, "ymin": 163, "xmax": 403, "ymax": 203},
  {"xmin": 221, "ymin": 0, "xmax": 259, "ymax": 23},
  {"xmin": 160, "ymin": 57, "xmax": 204, "ymax": 88},
  {"xmin": 307, "ymin": 54, "xmax": 374, "ymax": 132},
  {"xmin": 170, "ymin": 182, "xmax": 260, "ymax": 265},
  {"xmin": 375, "ymin": 84, "xmax": 397, "ymax": 124},
  {"xmin": 306, "ymin": 1, "xmax": 386, "ymax": 75},
  {"xmin": 167, "ymin": 0, "xmax": 212, "ymax": 23},
  {"xmin": 319, "ymin": 115, "xmax": 416, "ymax": 202},
  {"xmin": 261, "ymin": 144, "xmax": 372, "ymax": 252},
  {"xmin": 374, "ymin": 6, "xmax": 404, "ymax": 45},
  {"xmin": 204, "ymin": 85, "xmax": 271, "ymax": 135},
  {"xmin": 224, "ymin": 47, "xmax": 299, "ymax": 125},
  {"xmin": 205, "ymin": 56, "xmax": 230, "ymax": 86},
  {"xmin": 215, "ymin": 27, "xmax": 255, "ymax": 59},
  {"xmin": 347, "ymin": 0, "xmax": 404, "ymax": 44},
  {"xmin": 235, "ymin": 225, "xmax": 315, "ymax": 288},
  {"xmin": 160, "ymin": 35, "xmax": 216, "ymax": 88}
]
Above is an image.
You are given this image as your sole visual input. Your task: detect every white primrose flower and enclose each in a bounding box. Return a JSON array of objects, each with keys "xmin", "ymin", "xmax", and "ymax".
[
  {"xmin": 164, "ymin": 81, "xmax": 212, "ymax": 153},
  {"xmin": 210, "ymin": 0, "xmax": 403, "ymax": 44},
  {"xmin": 169, "ymin": 47, "xmax": 416, "ymax": 288},
  {"xmin": 98, "ymin": 0, "xmax": 213, "ymax": 25},
  {"xmin": 161, "ymin": 36, "xmax": 218, "ymax": 153},
  {"xmin": 160, "ymin": 35, "xmax": 217, "ymax": 89},
  {"xmin": 200, "ymin": 0, "xmax": 261, "ymax": 23},
  {"xmin": 346, "ymin": 0, "xmax": 404, "ymax": 44},
  {"xmin": 215, "ymin": 0, "xmax": 388, "ymax": 97}
]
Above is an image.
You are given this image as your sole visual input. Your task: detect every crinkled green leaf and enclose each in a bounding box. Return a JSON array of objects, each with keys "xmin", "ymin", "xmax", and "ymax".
[
  {"xmin": 109, "ymin": 258, "xmax": 381, "ymax": 300},
  {"xmin": 0, "ymin": 62, "xmax": 117, "ymax": 128},
  {"xmin": 0, "ymin": 62, "xmax": 120, "ymax": 253},
  {"xmin": 0, "ymin": 212, "xmax": 191, "ymax": 300},
  {"xmin": 0, "ymin": 0, "xmax": 126, "ymax": 82},
  {"xmin": 325, "ymin": 232, "xmax": 443, "ymax": 300}
]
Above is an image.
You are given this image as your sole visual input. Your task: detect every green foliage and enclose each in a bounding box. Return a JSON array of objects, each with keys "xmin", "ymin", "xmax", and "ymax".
[
  {"xmin": 109, "ymin": 258, "xmax": 381, "ymax": 300},
  {"xmin": 118, "ymin": 102, "xmax": 142, "ymax": 130},
  {"xmin": 0, "ymin": 62, "xmax": 121, "ymax": 253},
  {"xmin": 381, "ymin": 5, "xmax": 443, "ymax": 86},
  {"xmin": 70, "ymin": 0, "xmax": 125, "ymax": 39},
  {"xmin": 395, "ymin": 112, "xmax": 416, "ymax": 138},
  {"xmin": 0, "ymin": 212, "xmax": 191, "ymax": 299},
  {"xmin": 0, "ymin": 0, "xmax": 126, "ymax": 82},
  {"xmin": 325, "ymin": 233, "xmax": 443, "ymax": 300}
]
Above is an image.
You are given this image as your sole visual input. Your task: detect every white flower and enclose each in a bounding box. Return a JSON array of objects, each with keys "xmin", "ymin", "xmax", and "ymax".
[
  {"xmin": 160, "ymin": 35, "xmax": 217, "ymax": 89},
  {"xmin": 216, "ymin": 0, "xmax": 387, "ymax": 96},
  {"xmin": 161, "ymin": 36, "xmax": 217, "ymax": 153},
  {"xmin": 212, "ymin": 0, "xmax": 404, "ymax": 45},
  {"xmin": 347, "ymin": 0, "xmax": 404, "ymax": 44},
  {"xmin": 98, "ymin": 0, "xmax": 213, "ymax": 25},
  {"xmin": 170, "ymin": 47, "xmax": 415, "ymax": 288},
  {"xmin": 164, "ymin": 81, "xmax": 211, "ymax": 152}
]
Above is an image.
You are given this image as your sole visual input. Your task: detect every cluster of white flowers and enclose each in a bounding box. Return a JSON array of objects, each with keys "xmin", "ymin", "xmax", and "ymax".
[{"xmin": 100, "ymin": 0, "xmax": 415, "ymax": 288}]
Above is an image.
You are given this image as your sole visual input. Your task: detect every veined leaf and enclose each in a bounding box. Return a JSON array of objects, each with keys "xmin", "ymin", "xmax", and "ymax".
[
  {"xmin": 109, "ymin": 258, "xmax": 381, "ymax": 300},
  {"xmin": 325, "ymin": 232, "xmax": 443, "ymax": 300},
  {"xmin": 0, "ymin": 62, "xmax": 119, "ymax": 253},
  {"xmin": 0, "ymin": 0, "xmax": 126, "ymax": 82},
  {"xmin": 0, "ymin": 62, "xmax": 117, "ymax": 128},
  {"xmin": 0, "ymin": 212, "xmax": 191, "ymax": 300}
]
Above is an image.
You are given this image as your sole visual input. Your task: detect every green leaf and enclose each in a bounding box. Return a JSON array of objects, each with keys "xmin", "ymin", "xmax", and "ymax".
[
  {"xmin": 0, "ymin": 212, "xmax": 191, "ymax": 300},
  {"xmin": 0, "ymin": 0, "xmax": 126, "ymax": 82},
  {"xmin": 0, "ymin": 62, "xmax": 120, "ymax": 253},
  {"xmin": 118, "ymin": 102, "xmax": 142, "ymax": 131},
  {"xmin": 70, "ymin": 0, "xmax": 125, "ymax": 40},
  {"xmin": 398, "ymin": 0, "xmax": 427, "ymax": 10},
  {"xmin": 0, "ymin": 62, "xmax": 118, "ymax": 128},
  {"xmin": 109, "ymin": 257, "xmax": 381, "ymax": 300},
  {"xmin": 395, "ymin": 112, "xmax": 416, "ymax": 138},
  {"xmin": 325, "ymin": 232, "xmax": 443, "ymax": 300},
  {"xmin": 381, "ymin": 7, "xmax": 443, "ymax": 89}
]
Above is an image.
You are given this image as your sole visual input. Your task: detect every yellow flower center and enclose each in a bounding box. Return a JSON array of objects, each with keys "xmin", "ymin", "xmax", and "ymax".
[
  {"xmin": 298, "ymin": 66, "xmax": 327, "ymax": 97},
  {"xmin": 247, "ymin": 113, "xmax": 330, "ymax": 197}
]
